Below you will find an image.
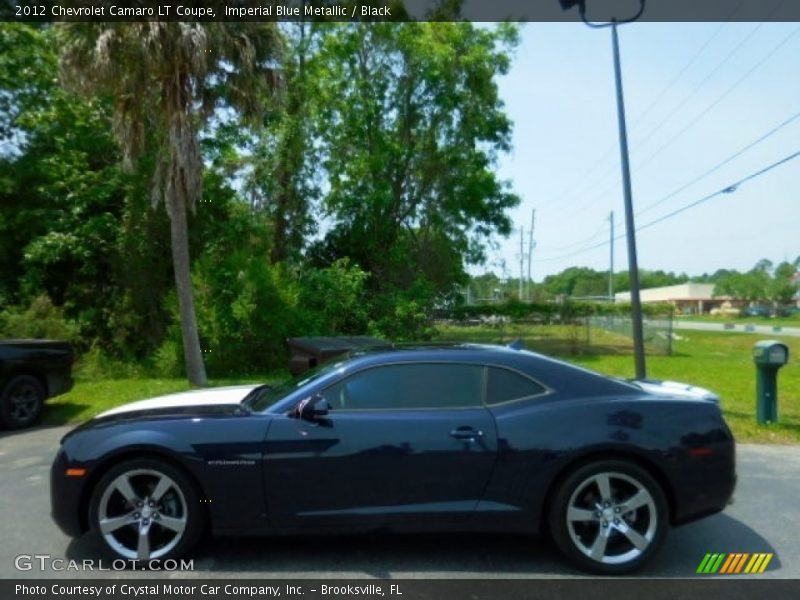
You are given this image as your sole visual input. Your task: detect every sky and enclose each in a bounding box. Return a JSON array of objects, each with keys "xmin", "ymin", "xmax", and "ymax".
[{"xmin": 483, "ymin": 21, "xmax": 800, "ymax": 281}]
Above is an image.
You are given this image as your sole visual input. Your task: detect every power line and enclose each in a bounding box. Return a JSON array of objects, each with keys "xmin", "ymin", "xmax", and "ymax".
[
  {"xmin": 555, "ymin": 20, "xmax": 799, "ymax": 220},
  {"xmin": 628, "ymin": 0, "xmax": 750, "ymax": 132},
  {"xmin": 636, "ymin": 150, "xmax": 800, "ymax": 232},
  {"xmin": 631, "ymin": 21, "xmax": 764, "ymax": 152},
  {"xmin": 535, "ymin": 150, "xmax": 800, "ymax": 263},
  {"xmin": 628, "ymin": 22, "xmax": 730, "ymax": 129},
  {"xmin": 546, "ymin": 20, "xmax": 757, "ymax": 221},
  {"xmin": 542, "ymin": 21, "xmax": 735, "ymax": 221},
  {"xmin": 536, "ymin": 221, "xmax": 607, "ymax": 254},
  {"xmin": 635, "ymin": 24, "xmax": 800, "ymax": 173},
  {"xmin": 636, "ymin": 108, "xmax": 800, "ymax": 217}
]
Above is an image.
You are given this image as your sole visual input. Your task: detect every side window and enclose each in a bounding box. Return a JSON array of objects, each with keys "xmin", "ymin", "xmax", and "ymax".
[
  {"xmin": 486, "ymin": 367, "xmax": 547, "ymax": 405},
  {"xmin": 323, "ymin": 363, "xmax": 483, "ymax": 410}
]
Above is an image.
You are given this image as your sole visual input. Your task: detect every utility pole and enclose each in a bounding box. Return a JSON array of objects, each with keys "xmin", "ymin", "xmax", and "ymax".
[
  {"xmin": 559, "ymin": 0, "xmax": 647, "ymax": 380},
  {"xmin": 608, "ymin": 210, "xmax": 614, "ymax": 300},
  {"xmin": 519, "ymin": 227, "xmax": 524, "ymax": 301},
  {"xmin": 527, "ymin": 209, "xmax": 535, "ymax": 301},
  {"xmin": 611, "ymin": 20, "xmax": 647, "ymax": 379}
]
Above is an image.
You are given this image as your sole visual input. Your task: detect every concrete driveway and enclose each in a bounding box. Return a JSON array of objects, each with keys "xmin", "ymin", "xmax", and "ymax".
[{"xmin": 1, "ymin": 424, "xmax": 797, "ymax": 579}]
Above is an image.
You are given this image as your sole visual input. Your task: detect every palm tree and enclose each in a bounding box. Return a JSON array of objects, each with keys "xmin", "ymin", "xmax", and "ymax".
[{"xmin": 58, "ymin": 23, "xmax": 281, "ymax": 385}]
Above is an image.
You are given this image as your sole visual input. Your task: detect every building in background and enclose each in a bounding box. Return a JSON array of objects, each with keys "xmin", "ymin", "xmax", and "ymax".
[{"xmin": 615, "ymin": 283, "xmax": 725, "ymax": 315}]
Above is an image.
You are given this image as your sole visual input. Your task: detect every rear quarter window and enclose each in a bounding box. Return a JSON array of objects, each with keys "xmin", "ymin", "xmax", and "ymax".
[{"xmin": 486, "ymin": 366, "xmax": 547, "ymax": 405}]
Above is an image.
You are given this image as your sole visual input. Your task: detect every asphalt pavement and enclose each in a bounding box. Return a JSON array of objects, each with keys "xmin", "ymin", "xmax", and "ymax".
[{"xmin": 1, "ymin": 424, "xmax": 798, "ymax": 580}]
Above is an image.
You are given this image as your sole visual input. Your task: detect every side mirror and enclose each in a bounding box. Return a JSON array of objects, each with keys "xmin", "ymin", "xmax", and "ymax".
[{"xmin": 294, "ymin": 394, "xmax": 330, "ymax": 421}]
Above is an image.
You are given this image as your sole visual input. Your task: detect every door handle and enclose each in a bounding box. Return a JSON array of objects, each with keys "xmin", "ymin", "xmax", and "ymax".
[{"xmin": 450, "ymin": 427, "xmax": 483, "ymax": 441}]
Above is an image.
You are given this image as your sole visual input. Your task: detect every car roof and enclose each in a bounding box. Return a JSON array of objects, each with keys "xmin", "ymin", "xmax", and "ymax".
[
  {"xmin": 267, "ymin": 342, "xmax": 642, "ymax": 413},
  {"xmin": 347, "ymin": 342, "xmax": 524, "ymax": 363},
  {"xmin": 340, "ymin": 343, "xmax": 640, "ymax": 396}
]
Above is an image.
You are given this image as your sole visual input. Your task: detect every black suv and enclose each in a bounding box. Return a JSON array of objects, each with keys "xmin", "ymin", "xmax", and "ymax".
[{"xmin": 0, "ymin": 340, "xmax": 74, "ymax": 428}]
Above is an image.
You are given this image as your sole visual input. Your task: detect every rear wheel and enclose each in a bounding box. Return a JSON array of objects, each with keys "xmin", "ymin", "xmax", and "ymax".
[
  {"xmin": 89, "ymin": 459, "xmax": 203, "ymax": 564},
  {"xmin": 0, "ymin": 375, "xmax": 45, "ymax": 429},
  {"xmin": 549, "ymin": 460, "xmax": 668, "ymax": 574}
]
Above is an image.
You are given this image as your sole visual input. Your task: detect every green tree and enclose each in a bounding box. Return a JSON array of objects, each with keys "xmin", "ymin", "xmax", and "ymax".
[
  {"xmin": 0, "ymin": 24, "xmax": 129, "ymax": 339},
  {"xmin": 58, "ymin": 23, "xmax": 282, "ymax": 384},
  {"xmin": 714, "ymin": 267, "xmax": 770, "ymax": 303},
  {"xmin": 308, "ymin": 22, "xmax": 520, "ymax": 322},
  {"xmin": 249, "ymin": 22, "xmax": 321, "ymax": 264},
  {"xmin": 544, "ymin": 267, "xmax": 606, "ymax": 297},
  {"xmin": 769, "ymin": 261, "xmax": 797, "ymax": 305}
]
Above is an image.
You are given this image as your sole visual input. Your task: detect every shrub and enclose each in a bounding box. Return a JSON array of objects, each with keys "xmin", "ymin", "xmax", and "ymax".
[
  {"xmin": 296, "ymin": 258, "xmax": 370, "ymax": 335},
  {"xmin": 0, "ymin": 294, "xmax": 79, "ymax": 342}
]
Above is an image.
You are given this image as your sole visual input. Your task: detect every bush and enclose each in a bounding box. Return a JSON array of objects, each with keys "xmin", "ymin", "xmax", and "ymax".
[
  {"xmin": 76, "ymin": 343, "xmax": 149, "ymax": 379},
  {"xmin": 296, "ymin": 258, "xmax": 370, "ymax": 335},
  {"xmin": 369, "ymin": 278, "xmax": 439, "ymax": 341},
  {"xmin": 151, "ymin": 337, "xmax": 184, "ymax": 379},
  {"xmin": 0, "ymin": 295, "xmax": 79, "ymax": 342}
]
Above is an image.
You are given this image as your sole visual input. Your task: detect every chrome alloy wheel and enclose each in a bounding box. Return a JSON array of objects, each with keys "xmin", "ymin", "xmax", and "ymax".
[
  {"xmin": 565, "ymin": 471, "xmax": 658, "ymax": 565},
  {"xmin": 97, "ymin": 468, "xmax": 188, "ymax": 561}
]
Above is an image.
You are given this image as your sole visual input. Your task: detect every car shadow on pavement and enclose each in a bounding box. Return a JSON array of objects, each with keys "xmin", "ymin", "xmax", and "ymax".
[
  {"xmin": 64, "ymin": 513, "xmax": 778, "ymax": 578},
  {"xmin": 651, "ymin": 513, "xmax": 780, "ymax": 576}
]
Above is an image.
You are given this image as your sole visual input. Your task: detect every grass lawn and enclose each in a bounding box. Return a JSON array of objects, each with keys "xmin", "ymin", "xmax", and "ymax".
[
  {"xmin": 45, "ymin": 325, "xmax": 799, "ymax": 445},
  {"xmin": 437, "ymin": 323, "xmax": 800, "ymax": 444}
]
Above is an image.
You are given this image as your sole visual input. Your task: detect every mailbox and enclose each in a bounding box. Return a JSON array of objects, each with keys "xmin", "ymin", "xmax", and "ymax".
[{"xmin": 753, "ymin": 340, "xmax": 789, "ymax": 424}]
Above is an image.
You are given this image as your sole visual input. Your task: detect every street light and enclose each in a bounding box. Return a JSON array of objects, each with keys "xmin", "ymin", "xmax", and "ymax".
[{"xmin": 559, "ymin": 0, "xmax": 647, "ymax": 379}]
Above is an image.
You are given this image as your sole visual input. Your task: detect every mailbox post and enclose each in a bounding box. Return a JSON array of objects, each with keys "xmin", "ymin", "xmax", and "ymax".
[{"xmin": 753, "ymin": 340, "xmax": 789, "ymax": 424}]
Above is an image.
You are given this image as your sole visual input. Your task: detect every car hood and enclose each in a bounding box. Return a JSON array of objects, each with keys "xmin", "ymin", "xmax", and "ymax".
[
  {"xmin": 94, "ymin": 384, "xmax": 261, "ymax": 420},
  {"xmin": 632, "ymin": 379, "xmax": 720, "ymax": 404}
]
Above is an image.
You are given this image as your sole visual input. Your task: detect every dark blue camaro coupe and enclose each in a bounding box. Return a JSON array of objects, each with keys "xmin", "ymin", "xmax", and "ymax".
[{"xmin": 51, "ymin": 344, "xmax": 736, "ymax": 573}]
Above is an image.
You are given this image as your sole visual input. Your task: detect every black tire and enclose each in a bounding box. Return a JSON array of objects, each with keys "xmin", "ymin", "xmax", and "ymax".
[
  {"xmin": 89, "ymin": 458, "xmax": 204, "ymax": 565},
  {"xmin": 0, "ymin": 375, "xmax": 45, "ymax": 429},
  {"xmin": 548, "ymin": 459, "xmax": 668, "ymax": 574}
]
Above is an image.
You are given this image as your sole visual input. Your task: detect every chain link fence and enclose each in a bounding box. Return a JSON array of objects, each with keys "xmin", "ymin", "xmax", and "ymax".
[
  {"xmin": 587, "ymin": 314, "xmax": 674, "ymax": 356},
  {"xmin": 434, "ymin": 306, "xmax": 674, "ymax": 357}
]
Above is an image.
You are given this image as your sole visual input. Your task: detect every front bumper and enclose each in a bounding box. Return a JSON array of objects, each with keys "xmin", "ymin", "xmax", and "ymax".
[{"xmin": 50, "ymin": 447, "xmax": 87, "ymax": 538}]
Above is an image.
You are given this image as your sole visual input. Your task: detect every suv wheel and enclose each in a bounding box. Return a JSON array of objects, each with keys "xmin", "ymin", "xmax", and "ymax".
[{"xmin": 0, "ymin": 375, "xmax": 45, "ymax": 429}]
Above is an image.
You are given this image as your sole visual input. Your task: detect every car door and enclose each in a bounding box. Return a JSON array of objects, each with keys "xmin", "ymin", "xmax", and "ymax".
[{"xmin": 262, "ymin": 362, "xmax": 498, "ymax": 531}]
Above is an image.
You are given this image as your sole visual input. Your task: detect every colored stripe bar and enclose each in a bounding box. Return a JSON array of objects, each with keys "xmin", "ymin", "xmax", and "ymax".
[
  {"xmin": 750, "ymin": 554, "xmax": 766, "ymax": 573},
  {"xmin": 720, "ymin": 554, "xmax": 736, "ymax": 574},
  {"xmin": 698, "ymin": 553, "xmax": 727, "ymax": 574},
  {"xmin": 758, "ymin": 553, "xmax": 773, "ymax": 573},
  {"xmin": 710, "ymin": 553, "xmax": 726, "ymax": 573},
  {"xmin": 697, "ymin": 553, "xmax": 714, "ymax": 573},
  {"xmin": 744, "ymin": 553, "xmax": 774, "ymax": 574},
  {"xmin": 699, "ymin": 552, "xmax": 773, "ymax": 575},
  {"xmin": 733, "ymin": 553, "xmax": 750, "ymax": 574},
  {"xmin": 744, "ymin": 554, "xmax": 759, "ymax": 573}
]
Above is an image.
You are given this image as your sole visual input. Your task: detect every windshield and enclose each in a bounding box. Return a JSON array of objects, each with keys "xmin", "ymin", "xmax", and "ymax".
[{"xmin": 246, "ymin": 360, "xmax": 347, "ymax": 412}]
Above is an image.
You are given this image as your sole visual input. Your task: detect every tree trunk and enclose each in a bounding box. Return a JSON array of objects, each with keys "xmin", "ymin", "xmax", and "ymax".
[{"xmin": 167, "ymin": 193, "xmax": 208, "ymax": 386}]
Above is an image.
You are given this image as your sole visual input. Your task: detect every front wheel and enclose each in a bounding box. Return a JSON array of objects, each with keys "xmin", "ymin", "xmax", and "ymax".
[
  {"xmin": 89, "ymin": 459, "xmax": 204, "ymax": 563},
  {"xmin": 549, "ymin": 460, "xmax": 668, "ymax": 574}
]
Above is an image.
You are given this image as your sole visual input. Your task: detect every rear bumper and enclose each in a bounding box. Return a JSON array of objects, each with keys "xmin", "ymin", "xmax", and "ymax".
[
  {"xmin": 47, "ymin": 374, "xmax": 74, "ymax": 399},
  {"xmin": 671, "ymin": 439, "xmax": 737, "ymax": 526}
]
